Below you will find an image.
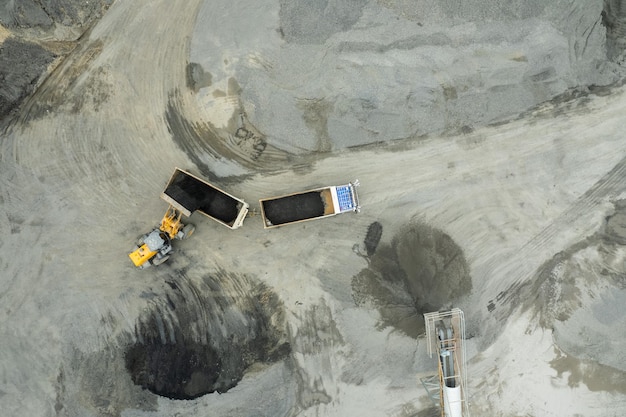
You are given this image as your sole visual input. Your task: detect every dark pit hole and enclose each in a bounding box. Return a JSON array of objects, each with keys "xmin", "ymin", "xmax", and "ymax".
[
  {"xmin": 125, "ymin": 271, "xmax": 290, "ymax": 400},
  {"xmin": 352, "ymin": 222, "xmax": 471, "ymax": 337},
  {"xmin": 125, "ymin": 332, "xmax": 222, "ymax": 400}
]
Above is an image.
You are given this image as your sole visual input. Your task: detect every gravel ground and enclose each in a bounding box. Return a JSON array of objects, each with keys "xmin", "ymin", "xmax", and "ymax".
[{"xmin": 1, "ymin": 1, "xmax": 626, "ymax": 417}]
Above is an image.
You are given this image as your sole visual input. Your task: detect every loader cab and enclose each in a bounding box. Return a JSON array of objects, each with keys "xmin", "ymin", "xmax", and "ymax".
[
  {"xmin": 129, "ymin": 229, "xmax": 173, "ymax": 269},
  {"xmin": 144, "ymin": 230, "xmax": 171, "ymax": 251}
]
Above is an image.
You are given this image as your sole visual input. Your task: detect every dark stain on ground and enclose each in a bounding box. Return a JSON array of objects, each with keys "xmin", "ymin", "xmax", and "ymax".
[
  {"xmin": 54, "ymin": 366, "xmax": 65, "ymax": 414},
  {"xmin": 364, "ymin": 221, "xmax": 383, "ymax": 256},
  {"xmin": 352, "ymin": 222, "xmax": 471, "ymax": 337},
  {"xmin": 186, "ymin": 62, "xmax": 212, "ymax": 92},
  {"xmin": 602, "ymin": 0, "xmax": 626, "ymax": 62},
  {"xmin": 125, "ymin": 270, "xmax": 290, "ymax": 400}
]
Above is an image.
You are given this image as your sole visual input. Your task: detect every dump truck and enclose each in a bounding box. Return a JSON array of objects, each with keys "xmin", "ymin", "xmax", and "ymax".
[
  {"xmin": 259, "ymin": 181, "xmax": 360, "ymax": 229},
  {"xmin": 128, "ymin": 168, "xmax": 249, "ymax": 269}
]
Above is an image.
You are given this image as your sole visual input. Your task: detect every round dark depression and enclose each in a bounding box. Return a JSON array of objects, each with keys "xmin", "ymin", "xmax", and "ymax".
[
  {"xmin": 352, "ymin": 222, "xmax": 472, "ymax": 337},
  {"xmin": 125, "ymin": 272, "xmax": 290, "ymax": 400}
]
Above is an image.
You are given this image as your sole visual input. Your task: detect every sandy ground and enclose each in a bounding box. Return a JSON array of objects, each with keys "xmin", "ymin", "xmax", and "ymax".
[{"xmin": 1, "ymin": 1, "xmax": 626, "ymax": 416}]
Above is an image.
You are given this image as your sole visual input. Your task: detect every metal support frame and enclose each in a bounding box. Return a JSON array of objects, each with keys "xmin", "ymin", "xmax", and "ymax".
[{"xmin": 421, "ymin": 308, "xmax": 470, "ymax": 417}]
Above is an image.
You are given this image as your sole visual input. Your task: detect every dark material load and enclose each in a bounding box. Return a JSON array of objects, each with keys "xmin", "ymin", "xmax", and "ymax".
[
  {"xmin": 261, "ymin": 191, "xmax": 325, "ymax": 226},
  {"xmin": 161, "ymin": 168, "xmax": 249, "ymax": 229},
  {"xmin": 259, "ymin": 182, "xmax": 360, "ymax": 228},
  {"xmin": 164, "ymin": 173, "xmax": 238, "ymax": 223}
]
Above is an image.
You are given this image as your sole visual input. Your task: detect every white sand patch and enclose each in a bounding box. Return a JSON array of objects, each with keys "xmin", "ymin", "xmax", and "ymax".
[{"xmin": 470, "ymin": 309, "xmax": 626, "ymax": 416}]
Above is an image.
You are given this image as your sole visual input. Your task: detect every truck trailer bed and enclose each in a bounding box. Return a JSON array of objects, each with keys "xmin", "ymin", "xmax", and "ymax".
[
  {"xmin": 161, "ymin": 168, "xmax": 249, "ymax": 229},
  {"xmin": 259, "ymin": 182, "xmax": 359, "ymax": 228}
]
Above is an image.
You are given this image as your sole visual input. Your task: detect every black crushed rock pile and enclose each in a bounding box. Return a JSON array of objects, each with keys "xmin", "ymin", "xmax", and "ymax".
[
  {"xmin": 0, "ymin": 0, "xmax": 113, "ymax": 122},
  {"xmin": 0, "ymin": 37, "xmax": 55, "ymax": 119}
]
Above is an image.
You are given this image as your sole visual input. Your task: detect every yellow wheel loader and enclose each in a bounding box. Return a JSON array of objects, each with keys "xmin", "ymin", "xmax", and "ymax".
[
  {"xmin": 128, "ymin": 206, "xmax": 195, "ymax": 269},
  {"xmin": 128, "ymin": 167, "xmax": 250, "ymax": 269}
]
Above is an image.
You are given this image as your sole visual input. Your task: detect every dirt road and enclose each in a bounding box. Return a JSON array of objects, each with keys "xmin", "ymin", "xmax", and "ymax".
[{"xmin": 1, "ymin": 1, "xmax": 626, "ymax": 416}]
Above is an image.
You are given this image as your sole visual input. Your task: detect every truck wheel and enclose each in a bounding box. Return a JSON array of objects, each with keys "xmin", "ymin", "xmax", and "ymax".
[
  {"xmin": 151, "ymin": 254, "xmax": 170, "ymax": 266},
  {"xmin": 181, "ymin": 224, "xmax": 195, "ymax": 240}
]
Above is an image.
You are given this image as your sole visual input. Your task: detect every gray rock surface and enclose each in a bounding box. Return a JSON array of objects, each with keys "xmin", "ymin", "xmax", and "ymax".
[
  {"xmin": 279, "ymin": 0, "xmax": 370, "ymax": 44},
  {"xmin": 190, "ymin": 0, "xmax": 625, "ymax": 153}
]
